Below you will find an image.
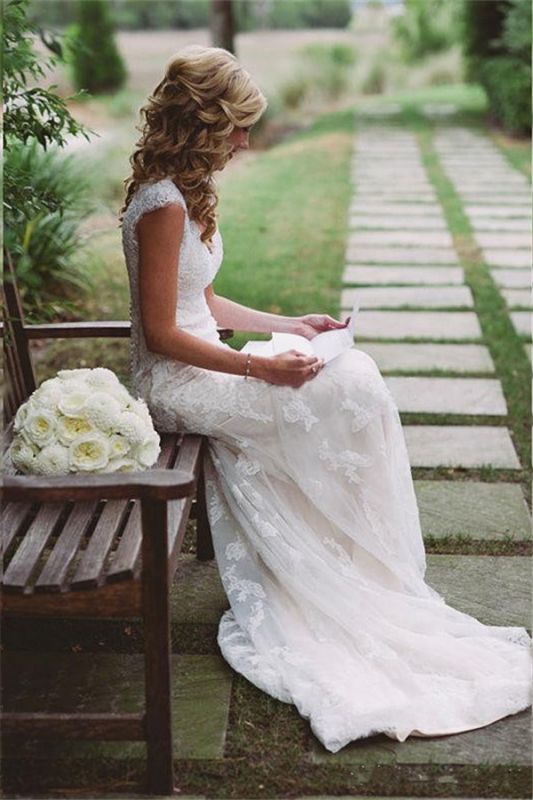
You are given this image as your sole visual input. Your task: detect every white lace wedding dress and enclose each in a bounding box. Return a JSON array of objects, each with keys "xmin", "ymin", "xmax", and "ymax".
[{"xmin": 122, "ymin": 177, "xmax": 532, "ymax": 752}]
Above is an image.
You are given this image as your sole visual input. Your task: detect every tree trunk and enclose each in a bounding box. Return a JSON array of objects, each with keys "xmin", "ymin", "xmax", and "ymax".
[{"xmin": 210, "ymin": 0, "xmax": 235, "ymax": 54}]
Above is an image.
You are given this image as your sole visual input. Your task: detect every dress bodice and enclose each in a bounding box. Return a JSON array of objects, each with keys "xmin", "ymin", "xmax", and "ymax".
[{"xmin": 121, "ymin": 177, "xmax": 224, "ymax": 394}]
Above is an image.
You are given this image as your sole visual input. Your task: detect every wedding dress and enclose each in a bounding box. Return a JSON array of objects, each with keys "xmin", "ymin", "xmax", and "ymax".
[{"xmin": 122, "ymin": 177, "xmax": 532, "ymax": 752}]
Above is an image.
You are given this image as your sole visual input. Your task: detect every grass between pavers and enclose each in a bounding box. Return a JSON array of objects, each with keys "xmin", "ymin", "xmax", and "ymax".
[
  {"xmin": 419, "ymin": 128, "xmax": 531, "ymax": 474},
  {"xmin": 3, "ymin": 754, "xmax": 530, "ymax": 798}
]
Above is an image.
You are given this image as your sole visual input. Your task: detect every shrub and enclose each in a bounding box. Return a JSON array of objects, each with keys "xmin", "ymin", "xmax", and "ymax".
[
  {"xmin": 279, "ymin": 77, "xmax": 311, "ymax": 111},
  {"xmin": 268, "ymin": 0, "xmax": 352, "ymax": 29},
  {"xmin": 69, "ymin": 0, "xmax": 127, "ymax": 94},
  {"xmin": 360, "ymin": 61, "xmax": 386, "ymax": 95},
  {"xmin": 4, "ymin": 139, "xmax": 96, "ymax": 321},
  {"xmin": 461, "ymin": 0, "xmax": 531, "ymax": 134},
  {"xmin": 480, "ymin": 56, "xmax": 531, "ymax": 134},
  {"xmin": 393, "ymin": 0, "xmax": 460, "ymax": 63}
]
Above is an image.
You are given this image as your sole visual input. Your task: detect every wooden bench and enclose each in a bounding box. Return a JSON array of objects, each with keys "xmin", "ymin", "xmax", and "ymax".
[{"xmin": 2, "ymin": 249, "xmax": 232, "ymax": 795}]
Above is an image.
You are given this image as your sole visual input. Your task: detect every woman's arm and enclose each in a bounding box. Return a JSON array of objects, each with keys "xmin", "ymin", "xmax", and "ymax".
[
  {"xmin": 206, "ymin": 287, "xmax": 348, "ymax": 338},
  {"xmin": 136, "ymin": 204, "xmax": 323, "ymax": 387},
  {"xmin": 205, "ymin": 287, "xmax": 295, "ymax": 334}
]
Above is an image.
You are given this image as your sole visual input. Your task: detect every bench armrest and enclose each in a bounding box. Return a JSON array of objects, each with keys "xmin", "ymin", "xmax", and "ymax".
[
  {"xmin": 2, "ymin": 467, "xmax": 197, "ymax": 503},
  {"xmin": 24, "ymin": 322, "xmax": 234, "ymax": 341}
]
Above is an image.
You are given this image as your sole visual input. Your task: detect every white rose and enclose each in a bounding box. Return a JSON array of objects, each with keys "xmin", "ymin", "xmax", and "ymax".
[
  {"xmin": 69, "ymin": 433, "xmax": 110, "ymax": 472},
  {"xmin": 130, "ymin": 398, "xmax": 153, "ymax": 424},
  {"xmin": 84, "ymin": 392, "xmax": 122, "ymax": 432},
  {"xmin": 23, "ymin": 408, "xmax": 57, "ymax": 447},
  {"xmin": 57, "ymin": 414, "xmax": 94, "ymax": 445},
  {"xmin": 13, "ymin": 402, "xmax": 31, "ymax": 433},
  {"xmin": 85, "ymin": 367, "xmax": 120, "ymax": 389},
  {"xmin": 103, "ymin": 457, "xmax": 141, "ymax": 473},
  {"xmin": 9, "ymin": 437, "xmax": 37, "ymax": 473},
  {"xmin": 115, "ymin": 411, "xmax": 147, "ymax": 445},
  {"xmin": 57, "ymin": 368, "xmax": 93, "ymax": 381},
  {"xmin": 34, "ymin": 443, "xmax": 70, "ymax": 476},
  {"xmin": 133, "ymin": 432, "xmax": 160, "ymax": 468},
  {"xmin": 109, "ymin": 433, "xmax": 131, "ymax": 458},
  {"xmin": 57, "ymin": 390, "xmax": 90, "ymax": 417}
]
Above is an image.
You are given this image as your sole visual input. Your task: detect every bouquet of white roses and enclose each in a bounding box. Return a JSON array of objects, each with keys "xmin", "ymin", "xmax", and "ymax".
[{"xmin": 8, "ymin": 368, "xmax": 160, "ymax": 476}]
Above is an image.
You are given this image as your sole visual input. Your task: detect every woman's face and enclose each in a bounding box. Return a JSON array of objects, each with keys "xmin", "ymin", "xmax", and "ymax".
[{"xmin": 228, "ymin": 125, "xmax": 251, "ymax": 154}]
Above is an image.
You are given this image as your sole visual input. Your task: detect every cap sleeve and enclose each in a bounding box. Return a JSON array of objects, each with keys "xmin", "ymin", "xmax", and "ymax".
[{"xmin": 127, "ymin": 179, "xmax": 188, "ymax": 246}]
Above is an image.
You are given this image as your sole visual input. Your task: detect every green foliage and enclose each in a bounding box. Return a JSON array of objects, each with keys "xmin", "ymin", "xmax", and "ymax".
[
  {"xmin": 4, "ymin": 140, "xmax": 97, "ymax": 322},
  {"xmin": 69, "ymin": 0, "xmax": 127, "ymax": 94},
  {"xmin": 4, "ymin": 0, "xmax": 96, "ymax": 320},
  {"xmin": 393, "ymin": 0, "xmax": 460, "ymax": 63},
  {"xmin": 461, "ymin": 0, "xmax": 510, "ymax": 80},
  {"xmin": 278, "ymin": 42, "xmax": 356, "ymax": 111},
  {"xmin": 480, "ymin": 57, "xmax": 531, "ymax": 134},
  {"xmin": 4, "ymin": 0, "xmax": 92, "ymax": 151},
  {"xmin": 267, "ymin": 0, "xmax": 352, "ymax": 29},
  {"xmin": 361, "ymin": 61, "xmax": 386, "ymax": 95},
  {"xmin": 461, "ymin": 0, "xmax": 531, "ymax": 134},
  {"xmin": 108, "ymin": 0, "xmax": 210, "ymax": 30}
]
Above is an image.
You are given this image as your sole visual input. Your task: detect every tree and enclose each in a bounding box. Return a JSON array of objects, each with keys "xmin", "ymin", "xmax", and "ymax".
[
  {"xmin": 210, "ymin": 0, "xmax": 235, "ymax": 53},
  {"xmin": 69, "ymin": 0, "xmax": 127, "ymax": 94}
]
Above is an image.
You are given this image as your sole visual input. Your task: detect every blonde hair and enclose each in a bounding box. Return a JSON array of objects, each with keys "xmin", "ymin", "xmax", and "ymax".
[{"xmin": 118, "ymin": 45, "xmax": 267, "ymax": 248}]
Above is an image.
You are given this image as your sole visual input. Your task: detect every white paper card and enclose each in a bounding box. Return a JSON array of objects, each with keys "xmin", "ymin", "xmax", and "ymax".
[{"xmin": 240, "ymin": 301, "xmax": 359, "ymax": 364}]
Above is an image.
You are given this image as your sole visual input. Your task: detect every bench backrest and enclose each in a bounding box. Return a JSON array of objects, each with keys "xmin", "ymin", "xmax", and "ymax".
[{"xmin": 3, "ymin": 249, "xmax": 37, "ymax": 425}]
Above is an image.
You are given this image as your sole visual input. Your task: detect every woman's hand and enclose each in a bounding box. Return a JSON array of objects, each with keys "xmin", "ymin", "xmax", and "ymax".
[
  {"xmin": 252, "ymin": 350, "xmax": 324, "ymax": 388},
  {"xmin": 293, "ymin": 314, "xmax": 349, "ymax": 340}
]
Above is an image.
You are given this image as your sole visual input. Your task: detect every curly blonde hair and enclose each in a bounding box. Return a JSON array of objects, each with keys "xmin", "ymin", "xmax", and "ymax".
[{"xmin": 118, "ymin": 45, "xmax": 267, "ymax": 249}]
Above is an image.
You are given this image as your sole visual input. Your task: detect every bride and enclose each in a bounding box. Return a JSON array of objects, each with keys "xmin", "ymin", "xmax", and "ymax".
[{"xmin": 119, "ymin": 44, "xmax": 531, "ymax": 752}]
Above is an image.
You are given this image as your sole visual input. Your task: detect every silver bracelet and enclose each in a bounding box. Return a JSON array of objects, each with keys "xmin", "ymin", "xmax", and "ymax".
[{"xmin": 244, "ymin": 353, "xmax": 252, "ymax": 380}]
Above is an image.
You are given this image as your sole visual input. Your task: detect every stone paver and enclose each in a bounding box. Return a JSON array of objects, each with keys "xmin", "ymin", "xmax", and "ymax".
[
  {"xmin": 385, "ymin": 377, "xmax": 507, "ymax": 415},
  {"xmin": 404, "ymin": 426, "xmax": 520, "ymax": 469},
  {"xmin": 353, "ymin": 193, "xmax": 438, "ymax": 203},
  {"xmin": 458, "ymin": 193, "xmax": 531, "ymax": 205},
  {"xmin": 350, "ymin": 202, "xmax": 442, "ymax": 216},
  {"xmin": 348, "ymin": 231, "xmax": 454, "ymax": 248},
  {"xmin": 501, "ymin": 289, "xmax": 532, "ymax": 308},
  {"xmin": 342, "ymin": 266, "xmax": 464, "ymax": 286},
  {"xmin": 312, "ymin": 704, "xmax": 530, "ymax": 765},
  {"xmin": 355, "ymin": 343, "xmax": 495, "ymax": 373},
  {"xmin": 483, "ymin": 250, "xmax": 531, "ymax": 269},
  {"xmin": 465, "ymin": 205, "xmax": 531, "ymax": 219},
  {"xmin": 341, "ymin": 286, "xmax": 473, "ymax": 309},
  {"xmin": 3, "ymin": 652, "xmax": 233, "ymax": 760},
  {"xmin": 510, "ymin": 311, "xmax": 531, "ymax": 338},
  {"xmin": 468, "ymin": 217, "xmax": 531, "ymax": 232},
  {"xmin": 491, "ymin": 268, "xmax": 530, "ymax": 289},
  {"xmin": 311, "ymin": 694, "xmax": 531, "ymax": 765},
  {"xmin": 346, "ymin": 247, "xmax": 459, "ymax": 265},
  {"xmin": 171, "ymin": 556, "xmax": 228, "ymax": 622},
  {"xmin": 475, "ymin": 232, "xmax": 532, "ymax": 249},
  {"xmin": 353, "ymin": 311, "xmax": 482, "ymax": 341},
  {"xmin": 426, "ymin": 554, "xmax": 531, "ymax": 627},
  {"xmin": 414, "ymin": 481, "xmax": 531, "ymax": 540},
  {"xmin": 349, "ymin": 215, "xmax": 447, "ymax": 230}
]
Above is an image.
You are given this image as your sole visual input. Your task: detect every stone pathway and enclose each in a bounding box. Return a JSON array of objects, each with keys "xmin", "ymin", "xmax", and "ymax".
[
  {"xmin": 5, "ymin": 123, "xmax": 531, "ymax": 798},
  {"xmin": 434, "ymin": 127, "xmax": 531, "ymax": 346}
]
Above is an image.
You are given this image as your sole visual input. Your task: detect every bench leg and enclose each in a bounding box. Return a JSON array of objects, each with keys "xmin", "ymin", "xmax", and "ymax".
[
  {"xmin": 196, "ymin": 448, "xmax": 215, "ymax": 561},
  {"xmin": 141, "ymin": 499, "xmax": 175, "ymax": 795}
]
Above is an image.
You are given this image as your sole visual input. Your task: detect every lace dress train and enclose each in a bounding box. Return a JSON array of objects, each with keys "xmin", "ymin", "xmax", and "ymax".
[{"xmin": 122, "ymin": 178, "xmax": 532, "ymax": 753}]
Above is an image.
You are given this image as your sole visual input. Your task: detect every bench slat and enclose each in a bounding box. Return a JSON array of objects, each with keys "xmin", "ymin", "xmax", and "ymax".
[
  {"xmin": 3, "ymin": 503, "xmax": 66, "ymax": 593},
  {"xmin": 71, "ymin": 500, "xmax": 130, "ymax": 590},
  {"xmin": 34, "ymin": 501, "xmax": 100, "ymax": 593},
  {"xmin": 1, "ymin": 502, "xmax": 35, "ymax": 553},
  {"xmin": 107, "ymin": 434, "xmax": 180, "ymax": 583}
]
